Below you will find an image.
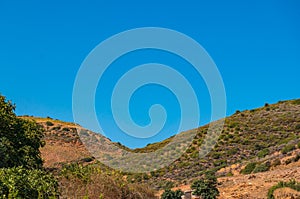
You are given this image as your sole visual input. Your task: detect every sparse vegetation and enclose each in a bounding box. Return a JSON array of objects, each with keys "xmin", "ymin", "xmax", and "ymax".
[
  {"xmin": 281, "ymin": 144, "xmax": 296, "ymax": 154},
  {"xmin": 59, "ymin": 163, "xmax": 156, "ymax": 199},
  {"xmin": 257, "ymin": 148, "xmax": 270, "ymax": 158},
  {"xmin": 241, "ymin": 162, "xmax": 257, "ymax": 174},
  {"xmin": 267, "ymin": 179, "xmax": 300, "ymax": 199},
  {"xmin": 253, "ymin": 162, "xmax": 270, "ymax": 173}
]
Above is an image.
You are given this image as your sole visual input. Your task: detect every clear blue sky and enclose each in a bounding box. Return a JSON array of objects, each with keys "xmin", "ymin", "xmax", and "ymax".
[{"xmin": 0, "ymin": 0, "xmax": 299, "ymax": 148}]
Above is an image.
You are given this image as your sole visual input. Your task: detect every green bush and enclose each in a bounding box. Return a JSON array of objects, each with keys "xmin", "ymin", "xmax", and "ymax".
[
  {"xmin": 0, "ymin": 167, "xmax": 58, "ymax": 199},
  {"xmin": 161, "ymin": 189, "xmax": 183, "ymax": 199},
  {"xmin": 62, "ymin": 127, "xmax": 70, "ymax": 132},
  {"xmin": 226, "ymin": 172, "xmax": 234, "ymax": 177},
  {"xmin": 191, "ymin": 172, "xmax": 219, "ymax": 199},
  {"xmin": 281, "ymin": 144, "xmax": 296, "ymax": 154},
  {"xmin": 46, "ymin": 121, "xmax": 54, "ymax": 126},
  {"xmin": 293, "ymin": 153, "xmax": 300, "ymax": 162},
  {"xmin": 253, "ymin": 162, "xmax": 270, "ymax": 173},
  {"xmin": 241, "ymin": 162, "xmax": 257, "ymax": 174},
  {"xmin": 267, "ymin": 179, "xmax": 300, "ymax": 199},
  {"xmin": 257, "ymin": 148, "xmax": 269, "ymax": 158}
]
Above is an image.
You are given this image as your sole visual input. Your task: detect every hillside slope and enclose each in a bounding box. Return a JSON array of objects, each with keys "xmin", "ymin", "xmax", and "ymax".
[
  {"xmin": 147, "ymin": 99, "xmax": 300, "ymax": 187},
  {"xmin": 22, "ymin": 99, "xmax": 300, "ymax": 198}
]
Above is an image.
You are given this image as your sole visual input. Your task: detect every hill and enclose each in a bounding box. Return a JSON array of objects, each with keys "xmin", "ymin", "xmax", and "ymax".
[
  {"xmin": 21, "ymin": 99, "xmax": 300, "ymax": 198},
  {"xmin": 145, "ymin": 99, "xmax": 300, "ymax": 187}
]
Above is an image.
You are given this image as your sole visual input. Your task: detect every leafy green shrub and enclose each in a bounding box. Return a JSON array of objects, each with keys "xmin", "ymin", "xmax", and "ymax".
[
  {"xmin": 226, "ymin": 172, "xmax": 234, "ymax": 177},
  {"xmin": 81, "ymin": 157, "xmax": 94, "ymax": 163},
  {"xmin": 161, "ymin": 189, "xmax": 183, "ymax": 199},
  {"xmin": 281, "ymin": 144, "xmax": 296, "ymax": 154},
  {"xmin": 227, "ymin": 148, "xmax": 238, "ymax": 155},
  {"xmin": 267, "ymin": 179, "xmax": 300, "ymax": 199},
  {"xmin": 46, "ymin": 121, "xmax": 54, "ymax": 126},
  {"xmin": 285, "ymin": 158, "xmax": 293, "ymax": 165},
  {"xmin": 62, "ymin": 127, "xmax": 70, "ymax": 132},
  {"xmin": 257, "ymin": 148, "xmax": 269, "ymax": 158},
  {"xmin": 0, "ymin": 95, "xmax": 44, "ymax": 169},
  {"xmin": 293, "ymin": 153, "xmax": 300, "ymax": 162},
  {"xmin": 0, "ymin": 167, "xmax": 58, "ymax": 199},
  {"xmin": 253, "ymin": 162, "xmax": 270, "ymax": 173},
  {"xmin": 51, "ymin": 126, "xmax": 60, "ymax": 131},
  {"xmin": 191, "ymin": 172, "xmax": 219, "ymax": 199},
  {"xmin": 265, "ymin": 103, "xmax": 269, "ymax": 107},
  {"xmin": 161, "ymin": 181, "xmax": 174, "ymax": 190},
  {"xmin": 228, "ymin": 122, "xmax": 239, "ymax": 129},
  {"xmin": 241, "ymin": 162, "xmax": 257, "ymax": 174}
]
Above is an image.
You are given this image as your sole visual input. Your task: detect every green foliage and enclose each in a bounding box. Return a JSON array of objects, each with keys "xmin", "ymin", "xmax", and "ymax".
[
  {"xmin": 0, "ymin": 167, "xmax": 58, "ymax": 199},
  {"xmin": 191, "ymin": 171, "xmax": 219, "ymax": 199},
  {"xmin": 226, "ymin": 172, "xmax": 233, "ymax": 177},
  {"xmin": 257, "ymin": 148, "xmax": 269, "ymax": 158},
  {"xmin": 241, "ymin": 162, "xmax": 257, "ymax": 174},
  {"xmin": 61, "ymin": 163, "xmax": 96, "ymax": 183},
  {"xmin": 0, "ymin": 95, "xmax": 44, "ymax": 169},
  {"xmin": 281, "ymin": 144, "xmax": 296, "ymax": 154},
  {"xmin": 253, "ymin": 162, "xmax": 270, "ymax": 173},
  {"xmin": 292, "ymin": 99, "xmax": 300, "ymax": 105},
  {"xmin": 62, "ymin": 127, "xmax": 70, "ymax": 131},
  {"xmin": 267, "ymin": 179, "xmax": 300, "ymax": 199},
  {"xmin": 0, "ymin": 95, "xmax": 59, "ymax": 199},
  {"xmin": 294, "ymin": 153, "xmax": 300, "ymax": 162},
  {"xmin": 45, "ymin": 121, "xmax": 54, "ymax": 126},
  {"xmin": 158, "ymin": 181, "xmax": 174, "ymax": 190},
  {"xmin": 161, "ymin": 189, "xmax": 183, "ymax": 199}
]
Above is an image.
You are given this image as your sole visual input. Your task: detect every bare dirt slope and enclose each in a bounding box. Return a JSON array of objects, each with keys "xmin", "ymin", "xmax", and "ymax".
[
  {"xmin": 166, "ymin": 161, "xmax": 300, "ymax": 199},
  {"xmin": 218, "ymin": 161, "xmax": 300, "ymax": 199}
]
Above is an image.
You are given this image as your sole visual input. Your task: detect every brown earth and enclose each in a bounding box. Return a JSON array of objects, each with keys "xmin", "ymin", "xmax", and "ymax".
[{"xmin": 163, "ymin": 161, "xmax": 300, "ymax": 199}]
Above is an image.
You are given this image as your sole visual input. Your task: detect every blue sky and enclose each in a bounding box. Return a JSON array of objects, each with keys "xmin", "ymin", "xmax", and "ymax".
[{"xmin": 0, "ymin": 0, "xmax": 299, "ymax": 148}]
